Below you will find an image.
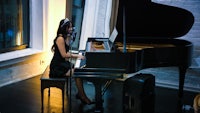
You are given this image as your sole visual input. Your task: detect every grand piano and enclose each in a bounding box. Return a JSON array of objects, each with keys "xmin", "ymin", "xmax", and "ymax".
[{"xmin": 74, "ymin": 0, "xmax": 194, "ymax": 113}]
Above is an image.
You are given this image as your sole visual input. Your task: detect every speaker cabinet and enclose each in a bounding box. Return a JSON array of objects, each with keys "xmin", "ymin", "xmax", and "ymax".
[{"xmin": 123, "ymin": 73, "xmax": 155, "ymax": 113}]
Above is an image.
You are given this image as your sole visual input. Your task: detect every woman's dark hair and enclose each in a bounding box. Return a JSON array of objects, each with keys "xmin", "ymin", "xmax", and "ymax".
[{"xmin": 51, "ymin": 19, "xmax": 71, "ymax": 52}]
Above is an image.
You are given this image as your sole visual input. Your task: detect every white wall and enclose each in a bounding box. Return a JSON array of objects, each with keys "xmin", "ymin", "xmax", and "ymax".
[
  {"xmin": 0, "ymin": 0, "xmax": 113, "ymax": 87},
  {"xmin": 0, "ymin": 0, "xmax": 67, "ymax": 87}
]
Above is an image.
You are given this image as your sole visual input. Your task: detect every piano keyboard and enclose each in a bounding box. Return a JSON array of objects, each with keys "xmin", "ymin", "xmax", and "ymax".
[{"xmin": 75, "ymin": 52, "xmax": 86, "ymax": 68}]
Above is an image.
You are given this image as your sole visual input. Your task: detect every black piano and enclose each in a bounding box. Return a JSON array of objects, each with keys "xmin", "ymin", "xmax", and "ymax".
[{"xmin": 74, "ymin": 0, "xmax": 194, "ymax": 113}]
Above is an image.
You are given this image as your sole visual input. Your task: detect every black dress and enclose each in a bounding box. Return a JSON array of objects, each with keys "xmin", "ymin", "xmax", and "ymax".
[{"xmin": 49, "ymin": 36, "xmax": 72, "ymax": 78}]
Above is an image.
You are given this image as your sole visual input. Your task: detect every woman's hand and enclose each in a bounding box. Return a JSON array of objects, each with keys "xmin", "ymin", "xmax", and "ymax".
[
  {"xmin": 65, "ymin": 53, "xmax": 85, "ymax": 60},
  {"xmin": 77, "ymin": 54, "xmax": 85, "ymax": 60}
]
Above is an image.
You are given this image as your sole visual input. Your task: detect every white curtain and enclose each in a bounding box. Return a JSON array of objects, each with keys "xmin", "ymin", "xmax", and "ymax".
[{"xmin": 79, "ymin": 0, "xmax": 112, "ymax": 50}]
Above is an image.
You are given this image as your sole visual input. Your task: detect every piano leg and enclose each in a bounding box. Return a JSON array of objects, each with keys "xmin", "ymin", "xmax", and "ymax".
[
  {"xmin": 178, "ymin": 66, "xmax": 187, "ymax": 113},
  {"xmin": 84, "ymin": 78, "xmax": 106, "ymax": 113},
  {"xmin": 93, "ymin": 81, "xmax": 104, "ymax": 113}
]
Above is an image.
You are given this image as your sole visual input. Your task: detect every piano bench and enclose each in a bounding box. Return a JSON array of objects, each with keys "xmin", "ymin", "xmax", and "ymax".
[{"xmin": 40, "ymin": 66, "xmax": 69, "ymax": 111}]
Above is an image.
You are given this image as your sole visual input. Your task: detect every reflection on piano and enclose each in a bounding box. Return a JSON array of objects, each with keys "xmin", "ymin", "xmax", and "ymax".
[
  {"xmin": 74, "ymin": 0, "xmax": 194, "ymax": 113},
  {"xmin": 86, "ymin": 27, "xmax": 118, "ymax": 53}
]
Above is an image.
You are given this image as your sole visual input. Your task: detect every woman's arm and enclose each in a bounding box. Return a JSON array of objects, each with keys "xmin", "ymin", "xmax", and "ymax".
[
  {"xmin": 56, "ymin": 36, "xmax": 71, "ymax": 58},
  {"xmin": 56, "ymin": 36, "xmax": 85, "ymax": 60}
]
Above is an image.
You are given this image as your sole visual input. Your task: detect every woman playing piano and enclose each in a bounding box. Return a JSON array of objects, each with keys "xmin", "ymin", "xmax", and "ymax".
[{"xmin": 49, "ymin": 18, "xmax": 93, "ymax": 105}]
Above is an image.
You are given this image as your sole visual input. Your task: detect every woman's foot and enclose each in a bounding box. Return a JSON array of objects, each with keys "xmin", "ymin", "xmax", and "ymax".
[{"xmin": 76, "ymin": 94, "xmax": 95, "ymax": 105}]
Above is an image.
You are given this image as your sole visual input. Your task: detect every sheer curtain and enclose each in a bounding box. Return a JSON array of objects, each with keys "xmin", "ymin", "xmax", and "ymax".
[
  {"xmin": 79, "ymin": 0, "xmax": 98, "ymax": 50},
  {"xmin": 78, "ymin": 0, "xmax": 120, "ymax": 50},
  {"xmin": 110, "ymin": 0, "xmax": 119, "ymax": 34}
]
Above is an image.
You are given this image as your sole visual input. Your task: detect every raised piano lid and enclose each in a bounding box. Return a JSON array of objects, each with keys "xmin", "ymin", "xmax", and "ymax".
[{"xmin": 116, "ymin": 0, "xmax": 194, "ymax": 41}]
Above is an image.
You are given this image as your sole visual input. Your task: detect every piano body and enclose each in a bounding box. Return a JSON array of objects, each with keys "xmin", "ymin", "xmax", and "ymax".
[{"xmin": 74, "ymin": 0, "xmax": 194, "ymax": 112}]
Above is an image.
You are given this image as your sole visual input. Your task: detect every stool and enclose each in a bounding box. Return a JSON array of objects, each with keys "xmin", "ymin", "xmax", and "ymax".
[{"xmin": 40, "ymin": 66, "xmax": 68, "ymax": 111}]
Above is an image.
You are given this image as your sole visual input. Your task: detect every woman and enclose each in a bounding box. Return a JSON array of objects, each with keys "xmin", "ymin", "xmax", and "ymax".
[{"xmin": 49, "ymin": 18, "xmax": 93, "ymax": 105}]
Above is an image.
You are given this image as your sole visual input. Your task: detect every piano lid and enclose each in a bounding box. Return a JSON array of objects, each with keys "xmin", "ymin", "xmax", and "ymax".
[{"xmin": 116, "ymin": 0, "xmax": 194, "ymax": 41}]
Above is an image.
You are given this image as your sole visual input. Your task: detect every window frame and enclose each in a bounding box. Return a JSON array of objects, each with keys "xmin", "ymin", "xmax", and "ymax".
[
  {"xmin": 0, "ymin": 0, "xmax": 30, "ymax": 53},
  {"xmin": 0, "ymin": 0, "xmax": 44, "ymax": 62}
]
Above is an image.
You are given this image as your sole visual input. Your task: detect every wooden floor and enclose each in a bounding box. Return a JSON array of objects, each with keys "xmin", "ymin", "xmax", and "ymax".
[{"xmin": 0, "ymin": 75, "xmax": 199, "ymax": 113}]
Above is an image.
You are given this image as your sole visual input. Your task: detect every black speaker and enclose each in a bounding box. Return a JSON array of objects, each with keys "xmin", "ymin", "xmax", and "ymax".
[{"xmin": 123, "ymin": 73, "xmax": 155, "ymax": 113}]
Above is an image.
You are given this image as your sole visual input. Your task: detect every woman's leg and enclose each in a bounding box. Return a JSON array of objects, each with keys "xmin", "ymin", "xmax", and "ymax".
[
  {"xmin": 65, "ymin": 68, "xmax": 74, "ymax": 77},
  {"xmin": 66, "ymin": 68, "xmax": 92, "ymax": 104},
  {"xmin": 75, "ymin": 78, "xmax": 92, "ymax": 104}
]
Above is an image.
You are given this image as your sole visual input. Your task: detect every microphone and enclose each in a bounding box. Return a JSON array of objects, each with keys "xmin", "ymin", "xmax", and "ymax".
[{"xmin": 70, "ymin": 27, "xmax": 76, "ymax": 44}]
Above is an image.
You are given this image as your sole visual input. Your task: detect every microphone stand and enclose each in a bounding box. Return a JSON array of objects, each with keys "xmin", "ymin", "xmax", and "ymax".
[
  {"xmin": 123, "ymin": 1, "xmax": 127, "ymax": 53},
  {"xmin": 69, "ymin": 31, "xmax": 76, "ymax": 113},
  {"xmin": 69, "ymin": 35, "xmax": 73, "ymax": 113}
]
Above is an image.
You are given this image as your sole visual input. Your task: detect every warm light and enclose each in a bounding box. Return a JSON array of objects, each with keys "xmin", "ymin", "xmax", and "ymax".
[
  {"xmin": 45, "ymin": 0, "xmax": 66, "ymax": 64},
  {"xmin": 16, "ymin": 31, "xmax": 22, "ymax": 46}
]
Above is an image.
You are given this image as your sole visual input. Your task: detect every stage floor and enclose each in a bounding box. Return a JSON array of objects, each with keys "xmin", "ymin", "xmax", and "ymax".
[{"xmin": 0, "ymin": 69, "xmax": 199, "ymax": 113}]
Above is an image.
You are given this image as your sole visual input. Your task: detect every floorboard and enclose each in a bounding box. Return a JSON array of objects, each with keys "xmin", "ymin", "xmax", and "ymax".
[{"xmin": 0, "ymin": 75, "xmax": 199, "ymax": 113}]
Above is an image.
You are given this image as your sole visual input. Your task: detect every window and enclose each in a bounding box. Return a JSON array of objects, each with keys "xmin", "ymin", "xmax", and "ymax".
[
  {"xmin": 71, "ymin": 0, "xmax": 85, "ymax": 50},
  {"xmin": 0, "ymin": 0, "xmax": 29, "ymax": 53}
]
